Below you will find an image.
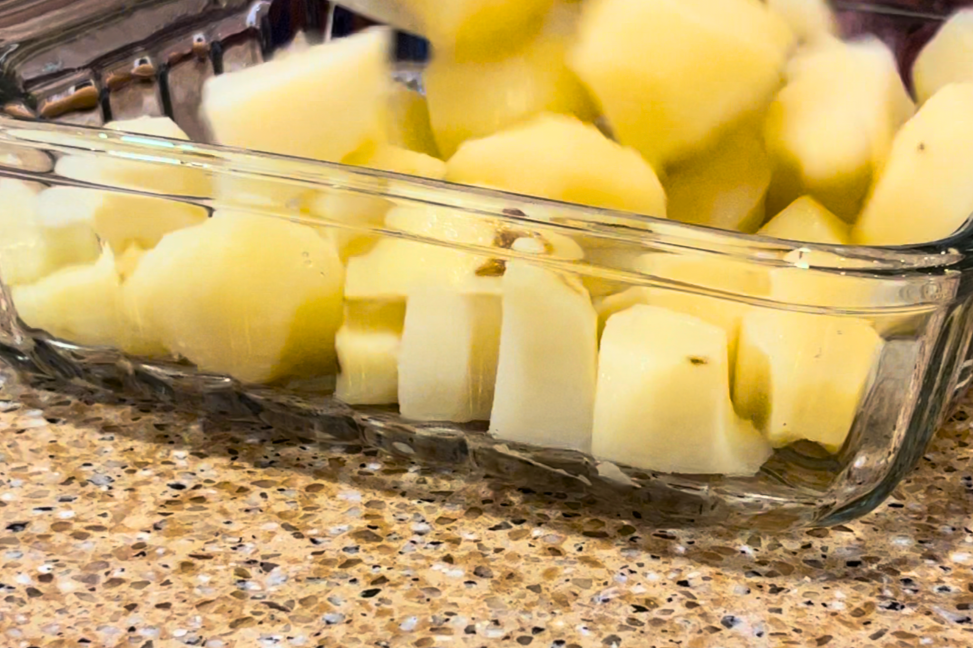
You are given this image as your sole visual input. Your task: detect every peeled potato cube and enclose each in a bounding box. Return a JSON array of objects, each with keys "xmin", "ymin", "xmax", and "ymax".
[
  {"xmin": 309, "ymin": 147, "xmax": 447, "ymax": 259},
  {"xmin": 125, "ymin": 212, "xmax": 345, "ymax": 384},
  {"xmin": 425, "ymin": 9, "xmax": 596, "ymax": 158},
  {"xmin": 398, "ymin": 286, "xmax": 502, "ymax": 422},
  {"xmin": 766, "ymin": 0, "xmax": 836, "ymax": 45},
  {"xmin": 13, "ymin": 249, "xmax": 121, "ymax": 348},
  {"xmin": 201, "ymin": 28, "xmax": 391, "ymax": 163},
  {"xmin": 0, "ymin": 180, "xmax": 100, "ymax": 286},
  {"xmin": 757, "ymin": 196, "xmax": 850, "ymax": 244},
  {"xmin": 592, "ymin": 305, "xmax": 772, "ymax": 476},
  {"xmin": 765, "ymin": 37, "xmax": 914, "ymax": 219},
  {"xmin": 335, "ymin": 302, "xmax": 406, "ymax": 405},
  {"xmin": 913, "ymin": 9, "xmax": 973, "ymax": 105},
  {"xmin": 345, "ymin": 240, "xmax": 492, "ymax": 301},
  {"xmin": 853, "ymin": 83, "xmax": 973, "ymax": 246},
  {"xmin": 387, "ymin": 84, "xmax": 440, "ymax": 158},
  {"xmin": 344, "ymin": 204, "xmax": 497, "ymax": 300},
  {"xmin": 404, "ymin": 0, "xmax": 555, "ymax": 60},
  {"xmin": 735, "ymin": 310, "xmax": 883, "ymax": 452},
  {"xmin": 56, "ymin": 116, "xmax": 211, "ymax": 202},
  {"xmin": 447, "ymin": 113, "xmax": 666, "ymax": 217},
  {"xmin": 37, "ymin": 187, "xmax": 208, "ymax": 254},
  {"xmin": 489, "ymin": 262, "xmax": 597, "ymax": 452},
  {"xmin": 335, "ymin": 329, "xmax": 401, "ymax": 405},
  {"xmin": 570, "ymin": 0, "xmax": 793, "ymax": 166},
  {"xmin": 664, "ymin": 117, "xmax": 771, "ymax": 232}
]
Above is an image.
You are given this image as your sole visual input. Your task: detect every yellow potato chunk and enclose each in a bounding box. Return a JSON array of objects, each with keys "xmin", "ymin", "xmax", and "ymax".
[
  {"xmin": 853, "ymin": 83, "xmax": 973, "ymax": 246},
  {"xmin": 489, "ymin": 262, "xmax": 598, "ymax": 452},
  {"xmin": 570, "ymin": 0, "xmax": 793, "ymax": 166},
  {"xmin": 403, "ymin": 0, "xmax": 555, "ymax": 60},
  {"xmin": 913, "ymin": 9, "xmax": 973, "ymax": 105},
  {"xmin": 766, "ymin": 0, "xmax": 836, "ymax": 45},
  {"xmin": 398, "ymin": 286, "xmax": 502, "ymax": 422},
  {"xmin": 37, "ymin": 187, "xmax": 208, "ymax": 254},
  {"xmin": 335, "ymin": 302, "xmax": 405, "ymax": 406},
  {"xmin": 447, "ymin": 114, "xmax": 666, "ymax": 217},
  {"xmin": 56, "ymin": 116, "xmax": 209, "ymax": 196},
  {"xmin": 13, "ymin": 249, "xmax": 121, "ymax": 348},
  {"xmin": 125, "ymin": 212, "xmax": 345, "ymax": 384},
  {"xmin": 765, "ymin": 37, "xmax": 914, "ymax": 219},
  {"xmin": 0, "ymin": 180, "xmax": 100, "ymax": 286},
  {"xmin": 386, "ymin": 84, "xmax": 440, "ymax": 158},
  {"xmin": 592, "ymin": 305, "xmax": 772, "ymax": 476},
  {"xmin": 734, "ymin": 310, "xmax": 884, "ymax": 453},
  {"xmin": 425, "ymin": 8, "xmax": 596, "ymax": 158},
  {"xmin": 663, "ymin": 117, "xmax": 771, "ymax": 232},
  {"xmin": 757, "ymin": 196, "xmax": 850, "ymax": 244},
  {"xmin": 309, "ymin": 146, "xmax": 447, "ymax": 260},
  {"xmin": 201, "ymin": 28, "xmax": 391, "ymax": 162}
]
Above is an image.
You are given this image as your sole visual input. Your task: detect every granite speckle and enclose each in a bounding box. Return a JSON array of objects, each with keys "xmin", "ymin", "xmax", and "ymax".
[{"xmin": 3, "ymin": 369, "xmax": 973, "ymax": 646}]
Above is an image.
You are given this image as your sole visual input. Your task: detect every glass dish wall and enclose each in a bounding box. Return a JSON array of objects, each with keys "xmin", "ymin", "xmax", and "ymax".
[{"xmin": 0, "ymin": 0, "xmax": 971, "ymax": 529}]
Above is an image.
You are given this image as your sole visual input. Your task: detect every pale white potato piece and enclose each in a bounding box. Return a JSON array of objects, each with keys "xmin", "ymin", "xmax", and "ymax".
[
  {"xmin": 592, "ymin": 304, "xmax": 772, "ymax": 476},
  {"xmin": 765, "ymin": 37, "xmax": 914, "ymax": 219},
  {"xmin": 489, "ymin": 262, "xmax": 598, "ymax": 453},
  {"xmin": 664, "ymin": 117, "xmax": 770, "ymax": 233},
  {"xmin": 913, "ymin": 9, "xmax": 973, "ymax": 105},
  {"xmin": 853, "ymin": 83, "xmax": 973, "ymax": 246},
  {"xmin": 13, "ymin": 249, "xmax": 121, "ymax": 348},
  {"xmin": 335, "ymin": 303, "xmax": 406, "ymax": 406},
  {"xmin": 425, "ymin": 6, "xmax": 596, "ymax": 158},
  {"xmin": 201, "ymin": 28, "xmax": 392, "ymax": 163},
  {"xmin": 37, "ymin": 187, "xmax": 207, "ymax": 254},
  {"xmin": 734, "ymin": 309, "xmax": 884, "ymax": 453},
  {"xmin": 398, "ymin": 286, "xmax": 502, "ymax": 422},
  {"xmin": 447, "ymin": 113, "xmax": 666, "ymax": 217},
  {"xmin": 0, "ymin": 179, "xmax": 100, "ymax": 286},
  {"xmin": 570, "ymin": 0, "xmax": 793, "ymax": 166},
  {"xmin": 125, "ymin": 211, "xmax": 345, "ymax": 384},
  {"xmin": 766, "ymin": 0, "xmax": 836, "ymax": 45},
  {"xmin": 757, "ymin": 196, "xmax": 850, "ymax": 244}
]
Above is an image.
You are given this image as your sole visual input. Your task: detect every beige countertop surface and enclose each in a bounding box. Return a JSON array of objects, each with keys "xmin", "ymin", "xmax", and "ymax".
[{"xmin": 2, "ymin": 366, "xmax": 973, "ymax": 648}]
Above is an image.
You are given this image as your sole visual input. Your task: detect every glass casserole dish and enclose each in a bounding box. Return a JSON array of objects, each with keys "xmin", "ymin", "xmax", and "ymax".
[{"xmin": 0, "ymin": 0, "xmax": 970, "ymax": 530}]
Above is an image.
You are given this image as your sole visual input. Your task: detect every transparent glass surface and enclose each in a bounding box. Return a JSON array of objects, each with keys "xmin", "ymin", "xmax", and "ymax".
[{"xmin": 0, "ymin": 0, "xmax": 971, "ymax": 529}]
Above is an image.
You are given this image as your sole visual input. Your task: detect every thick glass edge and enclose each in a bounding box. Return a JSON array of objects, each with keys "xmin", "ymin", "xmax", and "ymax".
[{"xmin": 1, "ymin": 115, "xmax": 969, "ymax": 274}]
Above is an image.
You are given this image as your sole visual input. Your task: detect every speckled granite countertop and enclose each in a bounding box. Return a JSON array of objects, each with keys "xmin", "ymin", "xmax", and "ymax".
[{"xmin": 2, "ymin": 366, "xmax": 973, "ymax": 648}]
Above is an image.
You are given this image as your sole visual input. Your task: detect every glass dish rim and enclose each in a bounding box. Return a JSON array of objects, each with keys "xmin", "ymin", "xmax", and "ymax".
[{"xmin": 1, "ymin": 114, "xmax": 971, "ymax": 282}]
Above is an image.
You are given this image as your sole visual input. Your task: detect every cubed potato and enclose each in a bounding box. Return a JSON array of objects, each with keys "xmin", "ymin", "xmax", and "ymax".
[
  {"xmin": 403, "ymin": 0, "xmax": 555, "ymax": 60},
  {"xmin": 308, "ymin": 146, "xmax": 448, "ymax": 259},
  {"xmin": 201, "ymin": 28, "xmax": 392, "ymax": 163},
  {"xmin": 570, "ymin": 0, "xmax": 793, "ymax": 166},
  {"xmin": 734, "ymin": 309, "xmax": 884, "ymax": 452},
  {"xmin": 765, "ymin": 37, "xmax": 914, "ymax": 219},
  {"xmin": 37, "ymin": 187, "xmax": 208, "ymax": 254},
  {"xmin": 0, "ymin": 180, "xmax": 100, "ymax": 286},
  {"xmin": 386, "ymin": 83, "xmax": 440, "ymax": 158},
  {"xmin": 335, "ymin": 302, "xmax": 406, "ymax": 406},
  {"xmin": 425, "ymin": 7, "xmax": 596, "ymax": 158},
  {"xmin": 125, "ymin": 212, "xmax": 345, "ymax": 384},
  {"xmin": 56, "ymin": 116, "xmax": 210, "ymax": 197},
  {"xmin": 447, "ymin": 114, "xmax": 665, "ymax": 217},
  {"xmin": 592, "ymin": 304, "xmax": 772, "ymax": 475},
  {"xmin": 853, "ymin": 83, "xmax": 973, "ymax": 245},
  {"xmin": 757, "ymin": 196, "xmax": 850, "ymax": 244},
  {"xmin": 489, "ymin": 262, "xmax": 598, "ymax": 452},
  {"xmin": 664, "ymin": 117, "xmax": 771, "ymax": 232},
  {"xmin": 398, "ymin": 286, "xmax": 502, "ymax": 422},
  {"xmin": 344, "ymin": 205, "xmax": 496, "ymax": 300},
  {"xmin": 913, "ymin": 9, "xmax": 973, "ymax": 105},
  {"xmin": 766, "ymin": 0, "xmax": 836, "ymax": 45},
  {"xmin": 13, "ymin": 249, "xmax": 121, "ymax": 348}
]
